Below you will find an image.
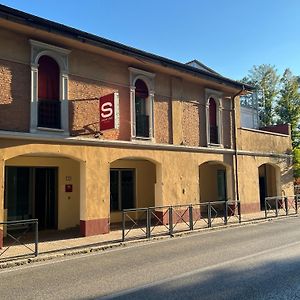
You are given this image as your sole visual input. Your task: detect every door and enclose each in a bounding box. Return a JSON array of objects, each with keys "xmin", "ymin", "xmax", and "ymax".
[
  {"xmin": 259, "ymin": 176, "xmax": 266, "ymax": 211},
  {"xmin": 35, "ymin": 168, "xmax": 58, "ymax": 230},
  {"xmin": 5, "ymin": 166, "xmax": 58, "ymax": 230},
  {"xmin": 110, "ymin": 169, "xmax": 135, "ymax": 211},
  {"xmin": 217, "ymin": 169, "xmax": 227, "ymax": 201}
]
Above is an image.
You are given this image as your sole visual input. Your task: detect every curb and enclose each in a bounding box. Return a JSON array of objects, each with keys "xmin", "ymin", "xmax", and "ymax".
[{"xmin": 0, "ymin": 214, "xmax": 298, "ymax": 270}]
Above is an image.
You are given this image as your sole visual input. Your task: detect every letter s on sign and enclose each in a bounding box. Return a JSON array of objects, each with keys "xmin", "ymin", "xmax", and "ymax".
[{"xmin": 101, "ymin": 102, "xmax": 113, "ymax": 118}]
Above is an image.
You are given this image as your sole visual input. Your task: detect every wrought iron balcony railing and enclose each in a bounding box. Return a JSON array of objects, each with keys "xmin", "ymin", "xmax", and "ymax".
[
  {"xmin": 136, "ymin": 114, "xmax": 149, "ymax": 138},
  {"xmin": 38, "ymin": 99, "xmax": 61, "ymax": 129}
]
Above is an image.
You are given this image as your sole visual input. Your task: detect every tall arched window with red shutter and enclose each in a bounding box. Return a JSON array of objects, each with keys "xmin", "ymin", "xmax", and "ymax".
[
  {"xmin": 209, "ymin": 97, "xmax": 218, "ymax": 144},
  {"xmin": 135, "ymin": 79, "xmax": 149, "ymax": 137},
  {"xmin": 38, "ymin": 55, "xmax": 61, "ymax": 129}
]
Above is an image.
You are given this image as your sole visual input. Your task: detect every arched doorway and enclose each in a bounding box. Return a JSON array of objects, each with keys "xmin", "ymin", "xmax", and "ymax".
[
  {"xmin": 109, "ymin": 157, "xmax": 157, "ymax": 223},
  {"xmin": 258, "ymin": 163, "xmax": 280, "ymax": 210},
  {"xmin": 4, "ymin": 154, "xmax": 81, "ymax": 232},
  {"xmin": 199, "ymin": 161, "xmax": 232, "ymax": 202}
]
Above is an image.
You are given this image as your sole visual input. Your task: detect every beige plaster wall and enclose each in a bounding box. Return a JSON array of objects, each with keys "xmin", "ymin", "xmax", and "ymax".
[
  {"xmin": 238, "ymin": 128, "xmax": 292, "ymax": 154},
  {"xmin": 200, "ymin": 163, "xmax": 229, "ymax": 202},
  {"xmin": 5, "ymin": 156, "xmax": 80, "ymax": 230},
  {"xmin": 0, "ymin": 138, "xmax": 294, "ymax": 226},
  {"xmin": 237, "ymin": 154, "xmax": 293, "ymax": 213}
]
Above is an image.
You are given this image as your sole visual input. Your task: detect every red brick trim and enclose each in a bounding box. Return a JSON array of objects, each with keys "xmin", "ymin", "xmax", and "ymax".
[
  {"xmin": 80, "ymin": 218, "xmax": 109, "ymax": 236},
  {"xmin": 240, "ymin": 202, "xmax": 261, "ymax": 214}
]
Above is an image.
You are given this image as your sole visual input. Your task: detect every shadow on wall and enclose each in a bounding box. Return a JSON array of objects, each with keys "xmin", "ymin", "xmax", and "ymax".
[
  {"xmin": 281, "ymin": 150, "xmax": 294, "ymax": 193},
  {"xmin": 69, "ymin": 98, "xmax": 100, "ymax": 137},
  {"xmin": 0, "ymin": 61, "xmax": 31, "ymax": 132},
  {"xmin": 106, "ymin": 256, "xmax": 300, "ymax": 299}
]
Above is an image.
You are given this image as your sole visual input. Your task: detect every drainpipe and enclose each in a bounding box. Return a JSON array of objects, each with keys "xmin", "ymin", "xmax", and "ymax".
[{"xmin": 232, "ymin": 85, "xmax": 245, "ymax": 202}]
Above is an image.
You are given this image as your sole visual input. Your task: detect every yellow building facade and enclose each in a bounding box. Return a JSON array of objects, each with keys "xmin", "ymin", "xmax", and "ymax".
[{"xmin": 0, "ymin": 5, "xmax": 294, "ymax": 246}]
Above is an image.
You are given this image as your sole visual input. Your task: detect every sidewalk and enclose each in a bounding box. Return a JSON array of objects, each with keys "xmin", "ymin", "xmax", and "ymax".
[{"xmin": 0, "ymin": 210, "xmax": 295, "ymax": 268}]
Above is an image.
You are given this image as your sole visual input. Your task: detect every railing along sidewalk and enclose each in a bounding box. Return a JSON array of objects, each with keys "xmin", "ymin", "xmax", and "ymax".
[
  {"xmin": 265, "ymin": 195, "xmax": 299, "ymax": 218},
  {"xmin": 122, "ymin": 200, "xmax": 241, "ymax": 242},
  {"xmin": 0, "ymin": 219, "xmax": 38, "ymax": 259}
]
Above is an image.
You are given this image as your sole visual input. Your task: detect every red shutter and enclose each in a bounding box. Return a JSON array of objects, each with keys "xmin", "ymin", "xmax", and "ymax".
[{"xmin": 38, "ymin": 56, "xmax": 60, "ymax": 100}]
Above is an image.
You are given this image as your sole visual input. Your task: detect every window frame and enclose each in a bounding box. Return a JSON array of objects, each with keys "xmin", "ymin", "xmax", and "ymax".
[
  {"xmin": 30, "ymin": 40, "xmax": 70, "ymax": 135},
  {"xmin": 110, "ymin": 168, "xmax": 136, "ymax": 211},
  {"xmin": 129, "ymin": 67, "xmax": 155, "ymax": 141},
  {"xmin": 205, "ymin": 88, "xmax": 223, "ymax": 147}
]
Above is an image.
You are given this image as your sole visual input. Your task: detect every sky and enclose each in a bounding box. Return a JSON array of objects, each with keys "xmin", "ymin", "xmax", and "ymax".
[{"xmin": 1, "ymin": 0, "xmax": 300, "ymax": 80}]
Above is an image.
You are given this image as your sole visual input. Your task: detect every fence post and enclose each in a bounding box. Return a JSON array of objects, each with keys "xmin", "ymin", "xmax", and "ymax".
[
  {"xmin": 296, "ymin": 195, "xmax": 298, "ymax": 214},
  {"xmin": 146, "ymin": 208, "xmax": 151, "ymax": 239},
  {"xmin": 224, "ymin": 200, "xmax": 228, "ymax": 225},
  {"xmin": 122, "ymin": 210, "xmax": 125, "ymax": 242},
  {"xmin": 284, "ymin": 196, "xmax": 288, "ymax": 216},
  {"xmin": 208, "ymin": 202, "xmax": 212, "ymax": 228},
  {"xmin": 264, "ymin": 198, "xmax": 267, "ymax": 219},
  {"xmin": 275, "ymin": 198, "xmax": 279, "ymax": 217},
  {"xmin": 238, "ymin": 201, "xmax": 241, "ymax": 223},
  {"xmin": 35, "ymin": 220, "xmax": 38, "ymax": 257},
  {"xmin": 169, "ymin": 206, "xmax": 173, "ymax": 236},
  {"xmin": 189, "ymin": 204, "xmax": 193, "ymax": 231}
]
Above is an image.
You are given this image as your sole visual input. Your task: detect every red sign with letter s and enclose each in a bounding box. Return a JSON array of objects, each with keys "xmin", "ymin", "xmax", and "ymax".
[{"xmin": 100, "ymin": 93, "xmax": 118, "ymax": 130}]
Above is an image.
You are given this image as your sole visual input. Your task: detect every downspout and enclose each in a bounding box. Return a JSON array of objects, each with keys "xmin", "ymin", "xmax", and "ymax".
[{"xmin": 232, "ymin": 85, "xmax": 245, "ymax": 202}]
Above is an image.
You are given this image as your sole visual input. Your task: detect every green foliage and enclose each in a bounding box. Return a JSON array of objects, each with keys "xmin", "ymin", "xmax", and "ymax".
[
  {"xmin": 293, "ymin": 148, "xmax": 300, "ymax": 178},
  {"xmin": 242, "ymin": 64, "xmax": 280, "ymax": 126},
  {"xmin": 276, "ymin": 68, "xmax": 300, "ymax": 147}
]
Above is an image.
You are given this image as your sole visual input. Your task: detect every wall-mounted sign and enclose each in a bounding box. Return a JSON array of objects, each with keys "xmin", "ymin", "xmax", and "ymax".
[
  {"xmin": 65, "ymin": 184, "xmax": 73, "ymax": 193},
  {"xmin": 99, "ymin": 92, "xmax": 119, "ymax": 131}
]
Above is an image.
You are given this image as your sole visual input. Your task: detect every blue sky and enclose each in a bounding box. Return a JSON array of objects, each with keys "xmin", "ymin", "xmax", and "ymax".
[{"xmin": 1, "ymin": 0, "xmax": 299, "ymax": 80}]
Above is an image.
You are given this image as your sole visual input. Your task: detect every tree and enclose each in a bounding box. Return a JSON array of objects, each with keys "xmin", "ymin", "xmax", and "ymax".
[
  {"xmin": 242, "ymin": 64, "xmax": 280, "ymax": 126},
  {"xmin": 276, "ymin": 68, "xmax": 300, "ymax": 147}
]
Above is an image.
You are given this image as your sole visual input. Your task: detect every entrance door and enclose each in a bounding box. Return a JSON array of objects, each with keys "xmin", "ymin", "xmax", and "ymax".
[
  {"xmin": 217, "ymin": 169, "xmax": 227, "ymax": 201},
  {"xmin": 5, "ymin": 166, "xmax": 58, "ymax": 229},
  {"xmin": 35, "ymin": 168, "xmax": 58, "ymax": 229},
  {"xmin": 259, "ymin": 176, "xmax": 266, "ymax": 211},
  {"xmin": 110, "ymin": 169, "xmax": 135, "ymax": 211}
]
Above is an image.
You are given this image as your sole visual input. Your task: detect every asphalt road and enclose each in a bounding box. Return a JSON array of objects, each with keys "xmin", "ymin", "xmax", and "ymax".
[{"xmin": 1, "ymin": 217, "xmax": 300, "ymax": 299}]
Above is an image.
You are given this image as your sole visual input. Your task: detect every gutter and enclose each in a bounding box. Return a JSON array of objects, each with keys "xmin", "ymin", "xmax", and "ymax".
[{"xmin": 232, "ymin": 86, "xmax": 245, "ymax": 202}]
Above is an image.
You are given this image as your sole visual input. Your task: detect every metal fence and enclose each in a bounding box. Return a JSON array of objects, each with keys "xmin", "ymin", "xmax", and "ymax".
[
  {"xmin": 0, "ymin": 219, "xmax": 38, "ymax": 259},
  {"xmin": 264, "ymin": 195, "xmax": 299, "ymax": 218},
  {"xmin": 122, "ymin": 200, "xmax": 241, "ymax": 242}
]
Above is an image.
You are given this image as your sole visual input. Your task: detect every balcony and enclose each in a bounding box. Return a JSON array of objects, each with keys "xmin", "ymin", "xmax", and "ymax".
[
  {"xmin": 38, "ymin": 100, "xmax": 61, "ymax": 129},
  {"xmin": 136, "ymin": 114, "xmax": 149, "ymax": 138}
]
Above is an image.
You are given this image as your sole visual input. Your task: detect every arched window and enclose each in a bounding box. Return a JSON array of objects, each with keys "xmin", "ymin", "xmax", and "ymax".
[
  {"xmin": 209, "ymin": 97, "xmax": 218, "ymax": 144},
  {"xmin": 135, "ymin": 79, "xmax": 149, "ymax": 137},
  {"xmin": 37, "ymin": 55, "xmax": 61, "ymax": 129}
]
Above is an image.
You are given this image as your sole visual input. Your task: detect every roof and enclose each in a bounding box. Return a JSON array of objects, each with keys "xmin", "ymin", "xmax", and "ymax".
[
  {"xmin": 185, "ymin": 59, "xmax": 220, "ymax": 75},
  {"xmin": 0, "ymin": 4, "xmax": 254, "ymax": 92}
]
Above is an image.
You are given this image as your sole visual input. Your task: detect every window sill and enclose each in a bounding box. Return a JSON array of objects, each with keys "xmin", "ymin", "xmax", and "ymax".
[
  {"xmin": 31, "ymin": 127, "xmax": 69, "ymax": 136},
  {"xmin": 132, "ymin": 136, "xmax": 155, "ymax": 143},
  {"xmin": 208, "ymin": 143, "xmax": 223, "ymax": 148},
  {"xmin": 37, "ymin": 127, "xmax": 64, "ymax": 132}
]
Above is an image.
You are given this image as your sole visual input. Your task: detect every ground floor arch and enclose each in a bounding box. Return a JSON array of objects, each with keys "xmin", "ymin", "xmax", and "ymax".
[
  {"xmin": 109, "ymin": 157, "xmax": 157, "ymax": 223},
  {"xmin": 4, "ymin": 154, "xmax": 81, "ymax": 233},
  {"xmin": 199, "ymin": 161, "xmax": 233, "ymax": 203},
  {"xmin": 258, "ymin": 163, "xmax": 281, "ymax": 210}
]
